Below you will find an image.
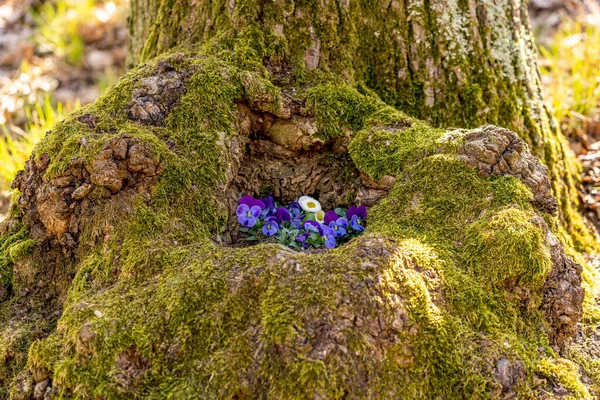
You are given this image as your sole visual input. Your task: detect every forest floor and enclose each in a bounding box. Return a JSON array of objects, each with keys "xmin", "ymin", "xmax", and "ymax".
[
  {"xmin": 531, "ymin": 0, "xmax": 600, "ymax": 236},
  {"xmin": 2, "ymin": 0, "xmax": 600, "ymax": 240}
]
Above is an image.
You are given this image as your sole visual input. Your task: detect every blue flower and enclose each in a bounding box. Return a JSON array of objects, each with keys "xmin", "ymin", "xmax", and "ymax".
[
  {"xmin": 350, "ymin": 214, "xmax": 365, "ymax": 231},
  {"xmin": 291, "ymin": 218, "xmax": 303, "ymax": 229},
  {"xmin": 261, "ymin": 195, "xmax": 276, "ymax": 218},
  {"xmin": 262, "ymin": 220, "xmax": 279, "ymax": 236},
  {"xmin": 288, "ymin": 202, "xmax": 302, "ymax": 218},
  {"xmin": 328, "ymin": 217, "xmax": 348, "ymax": 238},
  {"xmin": 236, "ymin": 204, "xmax": 261, "ymax": 227},
  {"xmin": 319, "ymin": 224, "xmax": 337, "ymax": 249},
  {"xmin": 295, "ymin": 231, "xmax": 310, "ymax": 243},
  {"xmin": 304, "ymin": 220, "xmax": 320, "ymax": 232},
  {"xmin": 347, "ymin": 205, "xmax": 367, "ymax": 231}
]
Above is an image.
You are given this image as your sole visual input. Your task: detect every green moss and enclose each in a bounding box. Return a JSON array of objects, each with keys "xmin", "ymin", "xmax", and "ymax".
[
  {"xmin": 306, "ymin": 84, "xmax": 381, "ymax": 140},
  {"xmin": 464, "ymin": 207, "xmax": 552, "ymax": 288},
  {"xmin": 536, "ymin": 358, "xmax": 591, "ymax": 399},
  {"xmin": 0, "ymin": 224, "xmax": 32, "ymax": 288}
]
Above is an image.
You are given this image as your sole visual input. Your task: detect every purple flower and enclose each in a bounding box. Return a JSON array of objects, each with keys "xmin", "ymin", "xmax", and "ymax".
[
  {"xmin": 295, "ymin": 231, "xmax": 310, "ymax": 243},
  {"xmin": 319, "ymin": 224, "xmax": 337, "ymax": 249},
  {"xmin": 291, "ymin": 218, "xmax": 303, "ymax": 229},
  {"xmin": 346, "ymin": 205, "xmax": 367, "ymax": 220},
  {"xmin": 239, "ymin": 195, "xmax": 266, "ymax": 210},
  {"xmin": 350, "ymin": 215, "xmax": 365, "ymax": 231},
  {"xmin": 329, "ymin": 217, "xmax": 348, "ymax": 238},
  {"xmin": 262, "ymin": 220, "xmax": 279, "ymax": 236},
  {"xmin": 324, "ymin": 210, "xmax": 339, "ymax": 225},
  {"xmin": 304, "ymin": 220, "xmax": 321, "ymax": 232},
  {"xmin": 288, "ymin": 202, "xmax": 302, "ymax": 218},
  {"xmin": 347, "ymin": 205, "xmax": 366, "ymax": 232},
  {"xmin": 261, "ymin": 195, "xmax": 276, "ymax": 218},
  {"xmin": 237, "ymin": 204, "xmax": 261, "ymax": 227},
  {"xmin": 276, "ymin": 207, "xmax": 291, "ymax": 223}
]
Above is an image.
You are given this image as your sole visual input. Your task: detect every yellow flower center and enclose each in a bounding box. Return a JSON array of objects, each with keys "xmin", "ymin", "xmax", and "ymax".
[
  {"xmin": 247, "ymin": 212, "xmax": 252, "ymax": 217},
  {"xmin": 322, "ymin": 235, "xmax": 327, "ymax": 240},
  {"xmin": 307, "ymin": 201, "xmax": 316, "ymax": 208},
  {"xmin": 334, "ymin": 226, "xmax": 338, "ymax": 230},
  {"xmin": 358, "ymin": 219, "xmax": 362, "ymax": 224}
]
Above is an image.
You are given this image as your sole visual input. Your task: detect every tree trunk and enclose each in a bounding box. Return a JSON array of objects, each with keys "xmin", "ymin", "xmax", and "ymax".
[{"xmin": 1, "ymin": 1, "xmax": 599, "ymax": 398}]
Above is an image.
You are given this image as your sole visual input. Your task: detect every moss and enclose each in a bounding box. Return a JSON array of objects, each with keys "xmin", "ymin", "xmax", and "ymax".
[
  {"xmin": 0, "ymin": 224, "xmax": 32, "ymax": 288},
  {"xmin": 464, "ymin": 207, "xmax": 552, "ymax": 289},
  {"xmin": 536, "ymin": 358, "xmax": 591, "ymax": 399},
  {"xmin": 306, "ymin": 84, "xmax": 381, "ymax": 140}
]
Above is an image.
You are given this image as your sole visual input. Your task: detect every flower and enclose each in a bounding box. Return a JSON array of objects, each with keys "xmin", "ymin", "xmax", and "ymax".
[
  {"xmin": 295, "ymin": 231, "xmax": 310, "ymax": 249},
  {"xmin": 319, "ymin": 224, "xmax": 337, "ymax": 249},
  {"xmin": 236, "ymin": 204, "xmax": 261, "ymax": 227},
  {"xmin": 291, "ymin": 218, "xmax": 303, "ymax": 229},
  {"xmin": 276, "ymin": 207, "xmax": 291, "ymax": 223},
  {"xmin": 328, "ymin": 217, "xmax": 348, "ymax": 238},
  {"xmin": 315, "ymin": 210, "xmax": 325, "ymax": 223},
  {"xmin": 288, "ymin": 202, "xmax": 302, "ymax": 218},
  {"xmin": 346, "ymin": 205, "xmax": 367, "ymax": 220},
  {"xmin": 262, "ymin": 220, "xmax": 279, "ymax": 236},
  {"xmin": 298, "ymin": 196, "xmax": 321, "ymax": 213},
  {"xmin": 350, "ymin": 215, "xmax": 365, "ymax": 231},
  {"xmin": 347, "ymin": 205, "xmax": 367, "ymax": 231},
  {"xmin": 261, "ymin": 195, "xmax": 276, "ymax": 218},
  {"xmin": 323, "ymin": 210, "xmax": 339, "ymax": 225},
  {"xmin": 295, "ymin": 231, "xmax": 310, "ymax": 243},
  {"xmin": 304, "ymin": 220, "xmax": 320, "ymax": 232},
  {"xmin": 239, "ymin": 195, "xmax": 266, "ymax": 210}
]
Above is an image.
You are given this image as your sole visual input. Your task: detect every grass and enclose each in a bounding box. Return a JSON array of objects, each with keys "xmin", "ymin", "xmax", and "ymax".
[
  {"xmin": 0, "ymin": 97, "xmax": 79, "ymax": 192},
  {"xmin": 539, "ymin": 21, "xmax": 600, "ymax": 133},
  {"xmin": 33, "ymin": 0, "xmax": 126, "ymax": 66}
]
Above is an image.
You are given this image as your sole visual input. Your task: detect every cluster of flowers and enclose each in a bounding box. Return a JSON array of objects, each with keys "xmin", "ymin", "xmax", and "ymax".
[{"xmin": 236, "ymin": 195, "xmax": 367, "ymax": 249}]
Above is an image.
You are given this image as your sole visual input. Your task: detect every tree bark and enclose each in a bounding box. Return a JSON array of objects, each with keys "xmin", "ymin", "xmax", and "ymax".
[
  {"xmin": 1, "ymin": 1, "xmax": 598, "ymax": 398},
  {"xmin": 127, "ymin": 0, "xmax": 590, "ymax": 246}
]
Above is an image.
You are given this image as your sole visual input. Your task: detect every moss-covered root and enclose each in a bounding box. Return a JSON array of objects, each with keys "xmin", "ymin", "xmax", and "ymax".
[{"xmin": 12, "ymin": 237, "xmax": 569, "ymax": 398}]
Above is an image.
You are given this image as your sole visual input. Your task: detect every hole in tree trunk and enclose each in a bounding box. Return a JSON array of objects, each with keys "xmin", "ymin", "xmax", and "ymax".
[{"xmin": 216, "ymin": 104, "xmax": 396, "ymax": 246}]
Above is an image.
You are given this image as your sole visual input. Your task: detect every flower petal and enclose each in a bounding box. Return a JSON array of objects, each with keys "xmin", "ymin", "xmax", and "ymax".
[
  {"xmin": 236, "ymin": 204, "xmax": 249, "ymax": 217},
  {"xmin": 336, "ymin": 217, "xmax": 348, "ymax": 228},
  {"xmin": 346, "ymin": 206, "xmax": 357, "ymax": 219},
  {"xmin": 276, "ymin": 207, "xmax": 291, "ymax": 222},
  {"xmin": 357, "ymin": 205, "xmax": 367, "ymax": 219},
  {"xmin": 250, "ymin": 205, "xmax": 262, "ymax": 218},
  {"xmin": 304, "ymin": 220, "xmax": 320, "ymax": 232},
  {"xmin": 299, "ymin": 196, "xmax": 322, "ymax": 212},
  {"xmin": 324, "ymin": 210, "xmax": 338, "ymax": 225},
  {"xmin": 288, "ymin": 202, "xmax": 302, "ymax": 217},
  {"xmin": 239, "ymin": 195, "xmax": 266, "ymax": 210}
]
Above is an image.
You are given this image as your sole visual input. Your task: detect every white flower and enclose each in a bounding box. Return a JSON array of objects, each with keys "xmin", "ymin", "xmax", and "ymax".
[
  {"xmin": 298, "ymin": 196, "xmax": 322, "ymax": 213},
  {"xmin": 315, "ymin": 210, "xmax": 325, "ymax": 223}
]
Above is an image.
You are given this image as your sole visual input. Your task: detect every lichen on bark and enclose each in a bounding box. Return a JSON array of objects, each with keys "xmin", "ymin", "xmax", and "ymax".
[{"xmin": 1, "ymin": 0, "xmax": 600, "ymax": 398}]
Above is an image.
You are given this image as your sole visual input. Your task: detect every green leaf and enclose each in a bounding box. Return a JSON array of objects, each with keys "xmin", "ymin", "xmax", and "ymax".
[
  {"xmin": 247, "ymin": 236, "xmax": 259, "ymax": 241},
  {"xmin": 335, "ymin": 208, "xmax": 346, "ymax": 217},
  {"xmin": 239, "ymin": 227, "xmax": 250, "ymax": 233}
]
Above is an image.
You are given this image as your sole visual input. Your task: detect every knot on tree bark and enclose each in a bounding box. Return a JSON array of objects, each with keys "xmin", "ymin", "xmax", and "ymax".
[
  {"xmin": 12, "ymin": 134, "xmax": 163, "ymax": 249},
  {"xmin": 454, "ymin": 125, "xmax": 557, "ymax": 215},
  {"xmin": 126, "ymin": 59, "xmax": 192, "ymax": 126}
]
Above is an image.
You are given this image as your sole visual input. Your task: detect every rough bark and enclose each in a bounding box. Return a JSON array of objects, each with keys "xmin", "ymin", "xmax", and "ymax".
[{"xmin": 0, "ymin": 0, "xmax": 598, "ymax": 399}]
